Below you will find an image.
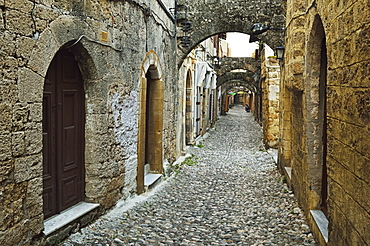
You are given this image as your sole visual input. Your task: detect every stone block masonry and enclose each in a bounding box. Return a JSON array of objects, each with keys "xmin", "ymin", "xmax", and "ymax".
[
  {"xmin": 261, "ymin": 55, "xmax": 281, "ymax": 149},
  {"xmin": 0, "ymin": 0, "xmax": 180, "ymax": 244},
  {"xmin": 280, "ymin": 0, "xmax": 370, "ymax": 245},
  {"xmin": 1, "ymin": 0, "xmax": 368, "ymax": 245}
]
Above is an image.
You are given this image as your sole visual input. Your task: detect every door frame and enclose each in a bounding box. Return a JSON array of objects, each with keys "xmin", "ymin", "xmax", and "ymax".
[
  {"xmin": 305, "ymin": 15, "xmax": 328, "ymax": 213},
  {"xmin": 42, "ymin": 49, "xmax": 85, "ymax": 219},
  {"xmin": 137, "ymin": 51, "xmax": 164, "ymax": 194}
]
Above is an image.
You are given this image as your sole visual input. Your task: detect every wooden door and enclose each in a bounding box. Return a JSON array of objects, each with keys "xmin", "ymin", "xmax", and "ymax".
[{"xmin": 43, "ymin": 49, "xmax": 85, "ymax": 219}]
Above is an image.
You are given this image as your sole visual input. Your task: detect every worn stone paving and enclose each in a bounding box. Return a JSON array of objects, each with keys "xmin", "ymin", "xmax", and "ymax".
[{"xmin": 63, "ymin": 105, "xmax": 317, "ymax": 246}]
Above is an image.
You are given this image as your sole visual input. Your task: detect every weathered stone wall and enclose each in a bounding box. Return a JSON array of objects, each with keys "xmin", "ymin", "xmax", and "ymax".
[
  {"xmin": 261, "ymin": 49, "xmax": 280, "ymax": 149},
  {"xmin": 281, "ymin": 0, "xmax": 370, "ymax": 244},
  {"xmin": 0, "ymin": 0, "xmax": 178, "ymax": 244}
]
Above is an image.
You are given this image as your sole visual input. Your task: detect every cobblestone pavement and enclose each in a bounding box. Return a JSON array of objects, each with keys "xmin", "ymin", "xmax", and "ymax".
[{"xmin": 63, "ymin": 105, "xmax": 317, "ymax": 246}]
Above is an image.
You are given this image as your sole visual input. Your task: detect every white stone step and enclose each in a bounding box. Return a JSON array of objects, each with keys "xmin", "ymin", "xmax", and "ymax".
[
  {"xmin": 310, "ymin": 210, "xmax": 329, "ymax": 243},
  {"xmin": 144, "ymin": 173, "xmax": 162, "ymax": 187},
  {"xmin": 44, "ymin": 202, "xmax": 99, "ymax": 236},
  {"xmin": 284, "ymin": 167, "xmax": 292, "ymax": 180}
]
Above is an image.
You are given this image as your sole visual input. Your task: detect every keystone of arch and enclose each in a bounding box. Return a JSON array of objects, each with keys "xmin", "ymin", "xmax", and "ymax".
[{"xmin": 141, "ymin": 50, "xmax": 163, "ymax": 80}]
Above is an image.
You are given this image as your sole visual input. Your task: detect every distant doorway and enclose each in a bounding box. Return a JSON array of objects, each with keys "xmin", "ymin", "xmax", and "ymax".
[
  {"xmin": 185, "ymin": 70, "xmax": 193, "ymax": 145},
  {"xmin": 42, "ymin": 49, "xmax": 85, "ymax": 219}
]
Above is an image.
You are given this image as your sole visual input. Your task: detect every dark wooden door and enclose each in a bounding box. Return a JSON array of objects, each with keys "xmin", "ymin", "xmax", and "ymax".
[{"xmin": 43, "ymin": 49, "xmax": 85, "ymax": 219}]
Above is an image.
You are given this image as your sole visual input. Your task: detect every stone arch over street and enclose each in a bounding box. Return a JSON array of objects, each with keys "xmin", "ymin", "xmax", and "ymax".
[
  {"xmin": 217, "ymin": 72, "xmax": 256, "ymax": 88},
  {"xmin": 176, "ymin": 0, "xmax": 286, "ymax": 65},
  {"xmin": 219, "ymin": 79, "xmax": 256, "ymax": 115},
  {"xmin": 217, "ymin": 57, "xmax": 260, "ymax": 76},
  {"xmin": 222, "ymin": 80, "xmax": 256, "ymax": 93}
]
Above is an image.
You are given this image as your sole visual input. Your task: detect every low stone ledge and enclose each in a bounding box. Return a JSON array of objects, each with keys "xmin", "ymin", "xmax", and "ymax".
[
  {"xmin": 284, "ymin": 166, "xmax": 292, "ymax": 180},
  {"xmin": 310, "ymin": 210, "xmax": 329, "ymax": 243},
  {"xmin": 44, "ymin": 202, "xmax": 100, "ymax": 236},
  {"xmin": 144, "ymin": 173, "xmax": 163, "ymax": 191}
]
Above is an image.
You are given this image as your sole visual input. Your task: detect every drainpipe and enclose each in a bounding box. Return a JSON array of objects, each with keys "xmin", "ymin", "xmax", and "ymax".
[{"xmin": 156, "ymin": 0, "xmax": 176, "ymax": 23}]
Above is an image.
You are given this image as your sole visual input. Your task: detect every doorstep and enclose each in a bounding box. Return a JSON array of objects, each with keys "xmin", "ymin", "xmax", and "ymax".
[
  {"xmin": 44, "ymin": 202, "xmax": 100, "ymax": 236},
  {"xmin": 310, "ymin": 210, "xmax": 329, "ymax": 243},
  {"xmin": 284, "ymin": 167, "xmax": 292, "ymax": 180},
  {"xmin": 144, "ymin": 173, "xmax": 162, "ymax": 189}
]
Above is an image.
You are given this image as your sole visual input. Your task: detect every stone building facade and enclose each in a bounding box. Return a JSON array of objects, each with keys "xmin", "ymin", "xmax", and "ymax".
[
  {"xmin": 279, "ymin": 0, "xmax": 370, "ymax": 245},
  {"xmin": 179, "ymin": 36, "xmax": 222, "ymax": 146},
  {"xmin": 0, "ymin": 0, "xmax": 180, "ymax": 244}
]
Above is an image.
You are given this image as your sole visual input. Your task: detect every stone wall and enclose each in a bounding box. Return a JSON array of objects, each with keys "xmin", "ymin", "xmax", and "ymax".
[
  {"xmin": 0, "ymin": 0, "xmax": 179, "ymax": 244},
  {"xmin": 281, "ymin": 0, "xmax": 370, "ymax": 245},
  {"xmin": 261, "ymin": 48, "xmax": 280, "ymax": 149}
]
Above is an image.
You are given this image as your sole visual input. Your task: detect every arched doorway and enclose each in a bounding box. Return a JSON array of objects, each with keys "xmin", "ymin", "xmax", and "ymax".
[
  {"xmin": 185, "ymin": 70, "xmax": 193, "ymax": 145},
  {"xmin": 306, "ymin": 15, "xmax": 328, "ymax": 216},
  {"xmin": 137, "ymin": 51, "xmax": 164, "ymax": 194},
  {"xmin": 42, "ymin": 49, "xmax": 85, "ymax": 219}
]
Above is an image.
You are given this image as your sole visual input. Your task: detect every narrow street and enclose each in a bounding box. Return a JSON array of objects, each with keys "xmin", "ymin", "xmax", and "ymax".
[{"xmin": 63, "ymin": 105, "xmax": 316, "ymax": 246}]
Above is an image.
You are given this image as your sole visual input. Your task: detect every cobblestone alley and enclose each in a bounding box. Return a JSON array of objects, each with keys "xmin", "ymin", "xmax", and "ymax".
[{"xmin": 63, "ymin": 105, "xmax": 317, "ymax": 246}]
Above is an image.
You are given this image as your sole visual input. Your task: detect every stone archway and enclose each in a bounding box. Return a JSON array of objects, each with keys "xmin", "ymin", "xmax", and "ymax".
[
  {"xmin": 176, "ymin": 0, "xmax": 286, "ymax": 65},
  {"xmin": 22, "ymin": 15, "xmax": 108, "ymax": 237},
  {"xmin": 137, "ymin": 51, "xmax": 165, "ymax": 194},
  {"xmin": 222, "ymin": 80, "xmax": 256, "ymax": 93},
  {"xmin": 219, "ymin": 78, "xmax": 256, "ymax": 115},
  {"xmin": 305, "ymin": 15, "xmax": 328, "ymax": 214},
  {"xmin": 217, "ymin": 57, "xmax": 260, "ymax": 76},
  {"xmin": 217, "ymin": 72, "xmax": 256, "ymax": 87}
]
